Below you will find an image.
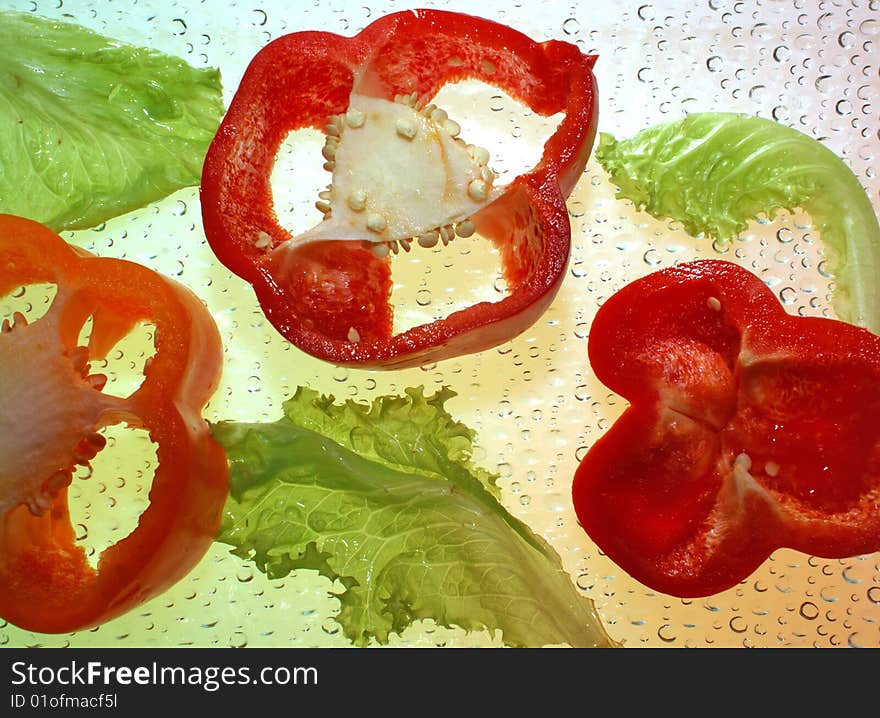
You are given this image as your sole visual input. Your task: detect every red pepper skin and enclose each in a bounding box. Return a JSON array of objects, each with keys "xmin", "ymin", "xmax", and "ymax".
[
  {"xmin": 200, "ymin": 10, "xmax": 598, "ymax": 369},
  {"xmin": 572, "ymin": 259, "xmax": 880, "ymax": 597}
]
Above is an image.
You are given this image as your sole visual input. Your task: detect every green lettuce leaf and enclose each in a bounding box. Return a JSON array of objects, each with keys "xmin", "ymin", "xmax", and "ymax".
[
  {"xmin": 212, "ymin": 387, "xmax": 615, "ymax": 648},
  {"xmin": 596, "ymin": 113, "xmax": 880, "ymax": 333},
  {"xmin": 0, "ymin": 11, "xmax": 224, "ymax": 231}
]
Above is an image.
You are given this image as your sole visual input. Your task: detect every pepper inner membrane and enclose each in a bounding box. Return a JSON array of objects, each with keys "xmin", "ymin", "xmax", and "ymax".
[
  {"xmin": 269, "ymin": 80, "xmax": 563, "ymax": 336},
  {"xmin": 1, "ymin": 284, "xmax": 158, "ymax": 568}
]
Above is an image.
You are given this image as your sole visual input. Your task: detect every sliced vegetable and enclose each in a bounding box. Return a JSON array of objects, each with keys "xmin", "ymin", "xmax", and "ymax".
[
  {"xmin": 201, "ymin": 9, "xmax": 598, "ymax": 368},
  {"xmin": 595, "ymin": 113, "xmax": 880, "ymax": 334},
  {"xmin": 0, "ymin": 11, "xmax": 224, "ymax": 231},
  {"xmin": 213, "ymin": 387, "xmax": 616, "ymax": 648},
  {"xmin": 573, "ymin": 259, "xmax": 880, "ymax": 597},
  {"xmin": 0, "ymin": 214, "xmax": 228, "ymax": 633}
]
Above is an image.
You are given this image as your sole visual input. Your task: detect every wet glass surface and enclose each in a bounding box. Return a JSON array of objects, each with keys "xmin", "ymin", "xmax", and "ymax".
[{"xmin": 1, "ymin": 0, "xmax": 878, "ymax": 648}]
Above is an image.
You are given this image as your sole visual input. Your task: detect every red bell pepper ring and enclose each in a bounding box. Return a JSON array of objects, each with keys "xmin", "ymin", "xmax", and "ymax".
[
  {"xmin": 200, "ymin": 9, "xmax": 598, "ymax": 369},
  {"xmin": 573, "ymin": 259, "xmax": 880, "ymax": 597},
  {"xmin": 0, "ymin": 215, "xmax": 228, "ymax": 633}
]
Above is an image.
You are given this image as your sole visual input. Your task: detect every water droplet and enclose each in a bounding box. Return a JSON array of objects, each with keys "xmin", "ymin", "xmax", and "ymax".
[
  {"xmin": 815, "ymin": 74, "xmax": 833, "ymax": 92},
  {"xmin": 820, "ymin": 586, "xmax": 839, "ymax": 603},
  {"xmin": 816, "ymin": 12, "xmax": 835, "ymax": 32},
  {"xmin": 776, "ymin": 226, "xmax": 795, "ymax": 244},
  {"xmin": 570, "ymin": 260, "xmax": 588, "ymax": 279},
  {"xmin": 568, "ymin": 199, "xmax": 586, "ymax": 218},
  {"xmin": 772, "ymin": 45, "xmax": 791, "ymax": 63},
  {"xmin": 642, "ymin": 248, "xmax": 663, "ymax": 267},
  {"xmin": 228, "ymin": 631, "xmax": 248, "ymax": 648},
  {"xmin": 859, "ymin": 18, "xmax": 879, "ymax": 36},
  {"xmin": 729, "ymin": 615, "xmax": 748, "ymax": 633},
  {"xmin": 799, "ymin": 601, "xmax": 819, "ymax": 620},
  {"xmin": 771, "ymin": 105, "xmax": 790, "ymax": 122},
  {"xmin": 779, "ymin": 286, "xmax": 797, "ymax": 305},
  {"xmin": 848, "ymin": 632, "xmax": 865, "ymax": 648},
  {"xmin": 657, "ymin": 624, "xmax": 676, "ymax": 643},
  {"xmin": 562, "ymin": 17, "xmax": 580, "ymax": 35},
  {"xmin": 706, "ymin": 55, "xmax": 724, "ymax": 72},
  {"xmin": 575, "ymin": 572, "xmax": 593, "ymax": 590},
  {"xmin": 321, "ymin": 620, "xmax": 339, "ymax": 636},
  {"xmin": 712, "ymin": 238, "xmax": 731, "ymax": 254},
  {"xmin": 838, "ymin": 31, "xmax": 856, "ymax": 48},
  {"xmin": 751, "ymin": 22, "xmax": 772, "ymax": 41}
]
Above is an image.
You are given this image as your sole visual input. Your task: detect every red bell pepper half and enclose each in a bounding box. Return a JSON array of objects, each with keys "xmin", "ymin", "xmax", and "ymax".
[
  {"xmin": 573, "ymin": 259, "xmax": 880, "ymax": 597},
  {"xmin": 200, "ymin": 9, "xmax": 598, "ymax": 369}
]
